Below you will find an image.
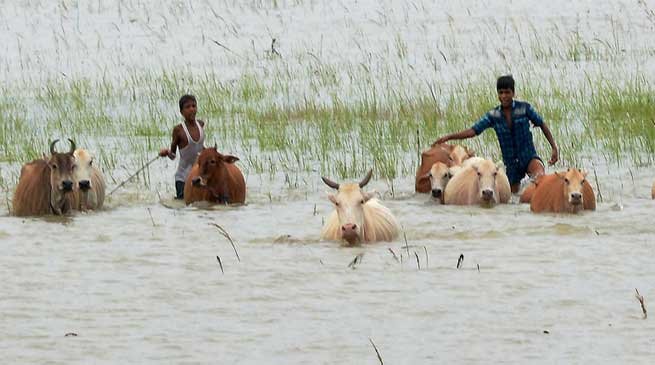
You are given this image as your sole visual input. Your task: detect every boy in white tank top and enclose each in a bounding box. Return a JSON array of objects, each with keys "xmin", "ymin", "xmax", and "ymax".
[{"xmin": 159, "ymin": 94, "xmax": 205, "ymax": 199}]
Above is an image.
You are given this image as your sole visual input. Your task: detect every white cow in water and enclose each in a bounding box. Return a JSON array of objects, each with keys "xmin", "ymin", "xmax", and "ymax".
[
  {"xmin": 321, "ymin": 170, "xmax": 400, "ymax": 245},
  {"xmin": 73, "ymin": 149, "xmax": 106, "ymax": 210}
]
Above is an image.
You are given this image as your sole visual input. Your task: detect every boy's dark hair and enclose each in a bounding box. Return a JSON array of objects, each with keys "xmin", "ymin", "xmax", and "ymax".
[
  {"xmin": 179, "ymin": 94, "xmax": 197, "ymax": 111},
  {"xmin": 496, "ymin": 75, "xmax": 515, "ymax": 92}
]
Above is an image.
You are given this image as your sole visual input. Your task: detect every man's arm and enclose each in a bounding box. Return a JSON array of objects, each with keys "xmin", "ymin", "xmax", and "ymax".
[
  {"xmin": 159, "ymin": 127, "xmax": 180, "ymax": 160},
  {"xmin": 540, "ymin": 122, "xmax": 558, "ymax": 165},
  {"xmin": 433, "ymin": 128, "xmax": 476, "ymax": 145}
]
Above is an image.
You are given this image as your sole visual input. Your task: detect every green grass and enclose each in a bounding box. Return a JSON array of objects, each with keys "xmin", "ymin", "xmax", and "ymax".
[{"xmin": 0, "ymin": 63, "xmax": 654, "ymax": 191}]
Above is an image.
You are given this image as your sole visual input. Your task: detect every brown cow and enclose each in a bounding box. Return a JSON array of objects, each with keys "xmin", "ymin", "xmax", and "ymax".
[
  {"xmin": 13, "ymin": 139, "xmax": 77, "ymax": 216},
  {"xmin": 415, "ymin": 143, "xmax": 473, "ymax": 193},
  {"xmin": 444, "ymin": 158, "xmax": 511, "ymax": 207},
  {"xmin": 184, "ymin": 147, "xmax": 246, "ymax": 205},
  {"xmin": 321, "ymin": 170, "xmax": 400, "ymax": 245},
  {"xmin": 529, "ymin": 169, "xmax": 596, "ymax": 213}
]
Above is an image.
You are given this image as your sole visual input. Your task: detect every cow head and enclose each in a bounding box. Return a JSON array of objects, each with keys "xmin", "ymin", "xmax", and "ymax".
[
  {"xmin": 423, "ymin": 162, "xmax": 451, "ymax": 202},
  {"xmin": 73, "ymin": 149, "xmax": 94, "ymax": 192},
  {"xmin": 557, "ymin": 168, "xmax": 587, "ymax": 210},
  {"xmin": 473, "ymin": 159, "xmax": 500, "ymax": 206},
  {"xmin": 449, "ymin": 145, "xmax": 474, "ymax": 166},
  {"xmin": 322, "ymin": 170, "xmax": 374, "ymax": 245},
  {"xmin": 48, "ymin": 139, "xmax": 76, "ymax": 210},
  {"xmin": 192, "ymin": 147, "xmax": 239, "ymax": 188}
]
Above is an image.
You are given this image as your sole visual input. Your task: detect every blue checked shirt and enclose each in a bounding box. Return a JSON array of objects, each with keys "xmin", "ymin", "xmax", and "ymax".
[{"xmin": 471, "ymin": 100, "xmax": 544, "ymax": 170}]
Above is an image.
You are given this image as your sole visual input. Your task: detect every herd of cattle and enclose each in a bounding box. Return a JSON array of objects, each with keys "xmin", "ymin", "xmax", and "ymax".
[{"xmin": 10, "ymin": 140, "xmax": 655, "ymax": 245}]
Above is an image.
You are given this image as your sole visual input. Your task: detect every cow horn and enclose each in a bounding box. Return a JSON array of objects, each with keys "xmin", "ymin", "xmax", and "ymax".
[
  {"xmin": 359, "ymin": 169, "xmax": 373, "ymax": 188},
  {"xmin": 321, "ymin": 176, "xmax": 340, "ymax": 190},
  {"xmin": 68, "ymin": 138, "xmax": 76, "ymax": 153},
  {"xmin": 50, "ymin": 139, "xmax": 60, "ymax": 154}
]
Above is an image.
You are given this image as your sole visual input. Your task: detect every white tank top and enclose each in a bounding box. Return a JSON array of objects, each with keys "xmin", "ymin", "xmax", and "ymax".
[{"xmin": 175, "ymin": 120, "xmax": 205, "ymax": 182}]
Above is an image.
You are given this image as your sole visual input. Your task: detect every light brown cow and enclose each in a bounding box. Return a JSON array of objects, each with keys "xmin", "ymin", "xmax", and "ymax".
[
  {"xmin": 530, "ymin": 169, "xmax": 596, "ymax": 213},
  {"xmin": 13, "ymin": 139, "xmax": 77, "ymax": 216},
  {"xmin": 321, "ymin": 170, "xmax": 400, "ymax": 245},
  {"xmin": 73, "ymin": 149, "xmax": 105, "ymax": 210},
  {"xmin": 652, "ymin": 181, "xmax": 654, "ymax": 199},
  {"xmin": 415, "ymin": 143, "xmax": 473, "ymax": 193},
  {"xmin": 417, "ymin": 162, "xmax": 452, "ymax": 203},
  {"xmin": 444, "ymin": 158, "xmax": 511, "ymax": 206},
  {"xmin": 184, "ymin": 147, "xmax": 246, "ymax": 205}
]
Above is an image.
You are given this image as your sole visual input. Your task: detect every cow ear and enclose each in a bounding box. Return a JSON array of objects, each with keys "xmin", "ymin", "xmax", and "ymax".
[
  {"xmin": 465, "ymin": 147, "xmax": 475, "ymax": 157},
  {"xmin": 556, "ymin": 171, "xmax": 565, "ymax": 179},
  {"xmin": 581, "ymin": 169, "xmax": 588, "ymax": 178},
  {"xmin": 363, "ymin": 191, "xmax": 376, "ymax": 202},
  {"xmin": 328, "ymin": 194, "xmax": 337, "ymax": 205},
  {"xmin": 418, "ymin": 172, "xmax": 430, "ymax": 182},
  {"xmin": 222, "ymin": 155, "xmax": 239, "ymax": 164}
]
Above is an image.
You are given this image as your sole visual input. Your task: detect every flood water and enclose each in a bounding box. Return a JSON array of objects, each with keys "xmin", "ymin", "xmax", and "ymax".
[{"xmin": 2, "ymin": 0, "xmax": 655, "ymax": 364}]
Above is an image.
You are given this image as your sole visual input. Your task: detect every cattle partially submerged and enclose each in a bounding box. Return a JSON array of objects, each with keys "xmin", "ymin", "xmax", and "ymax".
[
  {"xmin": 184, "ymin": 147, "xmax": 246, "ymax": 205},
  {"xmin": 417, "ymin": 162, "xmax": 452, "ymax": 204},
  {"xmin": 73, "ymin": 149, "xmax": 106, "ymax": 210},
  {"xmin": 321, "ymin": 170, "xmax": 400, "ymax": 245},
  {"xmin": 415, "ymin": 143, "xmax": 473, "ymax": 193},
  {"xmin": 529, "ymin": 169, "xmax": 596, "ymax": 213},
  {"xmin": 13, "ymin": 139, "xmax": 77, "ymax": 216},
  {"xmin": 444, "ymin": 158, "xmax": 511, "ymax": 207}
]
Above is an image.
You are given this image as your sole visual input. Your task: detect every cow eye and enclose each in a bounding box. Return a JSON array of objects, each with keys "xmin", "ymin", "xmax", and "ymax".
[
  {"xmin": 477, "ymin": 172, "xmax": 481, "ymax": 177},
  {"xmin": 72, "ymin": 164, "xmax": 77, "ymax": 170},
  {"xmin": 334, "ymin": 202, "xmax": 340, "ymax": 207},
  {"xmin": 564, "ymin": 178, "xmax": 570, "ymax": 184},
  {"xmin": 581, "ymin": 179, "xmax": 586, "ymax": 184},
  {"xmin": 493, "ymin": 172, "xmax": 498, "ymax": 177},
  {"xmin": 443, "ymin": 173, "xmax": 448, "ymax": 178},
  {"xmin": 51, "ymin": 164, "xmax": 58, "ymax": 170},
  {"xmin": 428, "ymin": 172, "xmax": 432, "ymax": 178},
  {"xmin": 89, "ymin": 160, "xmax": 93, "ymax": 167},
  {"xmin": 360, "ymin": 199, "xmax": 365, "ymax": 204}
]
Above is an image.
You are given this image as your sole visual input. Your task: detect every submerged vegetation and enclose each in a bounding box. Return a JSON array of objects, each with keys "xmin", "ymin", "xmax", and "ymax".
[{"xmin": 1, "ymin": 68, "xmax": 654, "ymax": 183}]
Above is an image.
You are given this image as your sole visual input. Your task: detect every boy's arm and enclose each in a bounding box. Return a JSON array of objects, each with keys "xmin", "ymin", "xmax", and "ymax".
[
  {"xmin": 433, "ymin": 128, "xmax": 476, "ymax": 145},
  {"xmin": 159, "ymin": 126, "xmax": 180, "ymax": 160},
  {"xmin": 433, "ymin": 113, "xmax": 491, "ymax": 145},
  {"xmin": 526, "ymin": 103, "xmax": 558, "ymax": 165},
  {"xmin": 540, "ymin": 122, "xmax": 558, "ymax": 165}
]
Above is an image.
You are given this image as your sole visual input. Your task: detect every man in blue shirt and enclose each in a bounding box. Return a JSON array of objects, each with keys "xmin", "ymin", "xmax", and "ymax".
[{"xmin": 434, "ymin": 75, "xmax": 559, "ymax": 193}]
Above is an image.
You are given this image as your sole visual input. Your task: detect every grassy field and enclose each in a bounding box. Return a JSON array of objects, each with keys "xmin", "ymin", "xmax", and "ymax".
[{"xmin": 1, "ymin": 1, "xmax": 655, "ymax": 197}]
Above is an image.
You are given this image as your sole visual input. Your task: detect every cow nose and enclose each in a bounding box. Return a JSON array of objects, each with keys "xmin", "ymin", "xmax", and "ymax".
[
  {"xmin": 570, "ymin": 192, "xmax": 582, "ymax": 202},
  {"xmin": 342, "ymin": 223, "xmax": 357, "ymax": 231},
  {"xmin": 431, "ymin": 189, "xmax": 442, "ymax": 198},
  {"xmin": 482, "ymin": 189, "xmax": 494, "ymax": 199},
  {"xmin": 62, "ymin": 180, "xmax": 73, "ymax": 192},
  {"xmin": 192, "ymin": 177, "xmax": 202, "ymax": 186},
  {"xmin": 79, "ymin": 180, "xmax": 91, "ymax": 190}
]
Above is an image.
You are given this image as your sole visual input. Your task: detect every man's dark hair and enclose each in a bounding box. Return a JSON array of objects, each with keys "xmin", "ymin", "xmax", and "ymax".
[
  {"xmin": 179, "ymin": 94, "xmax": 197, "ymax": 111},
  {"xmin": 496, "ymin": 75, "xmax": 515, "ymax": 92}
]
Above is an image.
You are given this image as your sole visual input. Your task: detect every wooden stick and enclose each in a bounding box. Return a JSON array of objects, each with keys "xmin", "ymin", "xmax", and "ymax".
[{"xmin": 108, "ymin": 155, "xmax": 159, "ymax": 196}]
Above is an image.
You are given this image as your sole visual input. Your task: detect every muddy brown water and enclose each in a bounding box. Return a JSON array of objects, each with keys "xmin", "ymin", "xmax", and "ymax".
[{"xmin": 2, "ymin": 169, "xmax": 655, "ymax": 364}]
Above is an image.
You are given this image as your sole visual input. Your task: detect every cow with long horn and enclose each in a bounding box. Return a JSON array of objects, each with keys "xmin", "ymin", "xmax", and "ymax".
[
  {"xmin": 13, "ymin": 139, "xmax": 77, "ymax": 216},
  {"xmin": 320, "ymin": 170, "xmax": 400, "ymax": 245}
]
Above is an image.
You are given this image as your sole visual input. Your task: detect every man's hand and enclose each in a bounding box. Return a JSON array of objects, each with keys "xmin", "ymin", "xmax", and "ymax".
[
  {"xmin": 548, "ymin": 147, "xmax": 559, "ymax": 165},
  {"xmin": 159, "ymin": 148, "xmax": 170, "ymax": 157},
  {"xmin": 432, "ymin": 135, "xmax": 449, "ymax": 147}
]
